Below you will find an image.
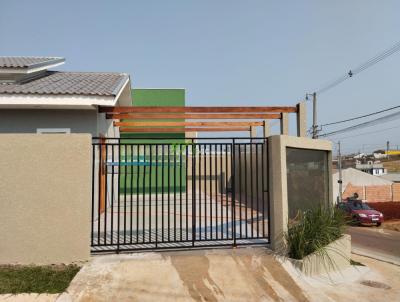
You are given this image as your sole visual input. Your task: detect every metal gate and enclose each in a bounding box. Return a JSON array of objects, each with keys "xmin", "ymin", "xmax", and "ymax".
[{"xmin": 91, "ymin": 137, "xmax": 270, "ymax": 253}]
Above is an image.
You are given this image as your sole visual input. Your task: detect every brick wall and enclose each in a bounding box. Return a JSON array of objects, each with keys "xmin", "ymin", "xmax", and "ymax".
[
  {"xmin": 393, "ymin": 183, "xmax": 400, "ymax": 201},
  {"xmin": 343, "ymin": 183, "xmax": 365, "ymax": 199},
  {"xmin": 365, "ymin": 185, "xmax": 392, "ymax": 202},
  {"xmin": 343, "ymin": 183, "xmax": 400, "ymax": 202}
]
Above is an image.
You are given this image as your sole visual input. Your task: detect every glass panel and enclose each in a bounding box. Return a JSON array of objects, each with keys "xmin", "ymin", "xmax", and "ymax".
[{"xmin": 286, "ymin": 147, "xmax": 329, "ymax": 219}]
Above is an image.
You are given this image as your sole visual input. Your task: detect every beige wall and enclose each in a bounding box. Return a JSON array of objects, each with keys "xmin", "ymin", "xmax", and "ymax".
[
  {"xmin": 0, "ymin": 134, "xmax": 92, "ymax": 264},
  {"xmin": 268, "ymin": 135, "xmax": 332, "ymax": 251}
]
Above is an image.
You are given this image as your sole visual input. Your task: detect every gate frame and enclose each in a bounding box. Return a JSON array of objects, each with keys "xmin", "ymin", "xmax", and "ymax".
[{"xmin": 91, "ymin": 136, "xmax": 271, "ymax": 253}]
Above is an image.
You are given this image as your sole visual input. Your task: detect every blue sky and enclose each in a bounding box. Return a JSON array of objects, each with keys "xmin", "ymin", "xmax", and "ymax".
[{"xmin": 1, "ymin": 1, "xmax": 399, "ymax": 154}]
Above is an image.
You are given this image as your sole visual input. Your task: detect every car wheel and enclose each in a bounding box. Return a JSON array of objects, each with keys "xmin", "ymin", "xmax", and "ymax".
[
  {"xmin": 352, "ymin": 216, "xmax": 361, "ymax": 226},
  {"xmin": 377, "ymin": 222, "xmax": 381, "ymax": 227}
]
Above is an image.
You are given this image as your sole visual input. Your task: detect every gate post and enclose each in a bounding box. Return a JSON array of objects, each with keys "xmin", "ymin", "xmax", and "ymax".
[
  {"xmin": 268, "ymin": 135, "xmax": 333, "ymax": 252},
  {"xmin": 232, "ymin": 139, "xmax": 236, "ymax": 247}
]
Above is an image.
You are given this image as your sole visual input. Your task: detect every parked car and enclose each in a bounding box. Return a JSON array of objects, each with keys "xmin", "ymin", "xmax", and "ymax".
[{"xmin": 338, "ymin": 198, "xmax": 383, "ymax": 226}]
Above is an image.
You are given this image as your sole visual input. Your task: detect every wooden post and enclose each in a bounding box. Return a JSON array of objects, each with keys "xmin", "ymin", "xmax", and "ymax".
[{"xmin": 280, "ymin": 113, "xmax": 289, "ymax": 135}]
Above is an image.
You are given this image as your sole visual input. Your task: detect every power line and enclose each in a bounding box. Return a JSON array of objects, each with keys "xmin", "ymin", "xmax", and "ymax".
[
  {"xmin": 313, "ymin": 41, "xmax": 400, "ymax": 96},
  {"xmin": 319, "ymin": 110, "xmax": 400, "ymax": 137},
  {"xmin": 330, "ymin": 124, "xmax": 400, "ymax": 141},
  {"xmin": 321, "ymin": 104, "xmax": 400, "ymax": 127}
]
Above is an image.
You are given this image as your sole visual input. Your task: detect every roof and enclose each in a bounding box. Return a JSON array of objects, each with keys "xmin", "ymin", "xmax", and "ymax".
[
  {"xmin": 0, "ymin": 56, "xmax": 65, "ymax": 70},
  {"xmin": 379, "ymin": 173, "xmax": 400, "ymax": 183},
  {"xmin": 332, "ymin": 168, "xmax": 393, "ymax": 199},
  {"xmin": 0, "ymin": 71, "xmax": 129, "ymax": 97}
]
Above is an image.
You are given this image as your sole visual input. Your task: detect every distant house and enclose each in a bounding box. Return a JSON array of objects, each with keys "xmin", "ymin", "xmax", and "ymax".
[
  {"xmin": 0, "ymin": 56, "xmax": 132, "ymax": 136},
  {"xmin": 355, "ymin": 162, "xmax": 387, "ymax": 176},
  {"xmin": 332, "ymin": 168, "xmax": 393, "ymax": 201}
]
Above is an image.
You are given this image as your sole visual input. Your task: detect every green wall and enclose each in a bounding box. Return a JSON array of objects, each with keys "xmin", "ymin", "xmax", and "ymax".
[
  {"xmin": 120, "ymin": 89, "xmax": 186, "ymax": 193},
  {"xmin": 121, "ymin": 88, "xmax": 185, "ymax": 141}
]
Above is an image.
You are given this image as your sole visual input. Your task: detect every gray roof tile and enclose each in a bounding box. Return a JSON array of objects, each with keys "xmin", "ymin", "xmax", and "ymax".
[
  {"xmin": 0, "ymin": 71, "xmax": 129, "ymax": 96},
  {"xmin": 0, "ymin": 56, "xmax": 65, "ymax": 68}
]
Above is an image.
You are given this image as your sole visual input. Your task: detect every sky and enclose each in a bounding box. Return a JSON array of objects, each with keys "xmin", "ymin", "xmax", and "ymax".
[{"xmin": 1, "ymin": 0, "xmax": 400, "ymax": 154}]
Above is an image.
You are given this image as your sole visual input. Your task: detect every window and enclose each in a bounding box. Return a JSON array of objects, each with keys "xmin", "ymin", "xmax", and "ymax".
[
  {"xmin": 36, "ymin": 128, "xmax": 71, "ymax": 134},
  {"xmin": 286, "ymin": 147, "xmax": 329, "ymax": 219}
]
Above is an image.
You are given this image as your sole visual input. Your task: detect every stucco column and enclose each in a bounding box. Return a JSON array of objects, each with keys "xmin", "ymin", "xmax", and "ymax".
[
  {"xmin": 268, "ymin": 135, "xmax": 288, "ymax": 251},
  {"xmin": 263, "ymin": 120, "xmax": 270, "ymax": 138},
  {"xmin": 268, "ymin": 135, "xmax": 333, "ymax": 252},
  {"xmin": 296, "ymin": 101, "xmax": 307, "ymax": 137},
  {"xmin": 280, "ymin": 113, "xmax": 289, "ymax": 135}
]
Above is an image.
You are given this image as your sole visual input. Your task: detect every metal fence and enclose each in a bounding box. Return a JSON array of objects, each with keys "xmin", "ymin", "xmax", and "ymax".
[{"xmin": 91, "ymin": 137, "xmax": 270, "ymax": 253}]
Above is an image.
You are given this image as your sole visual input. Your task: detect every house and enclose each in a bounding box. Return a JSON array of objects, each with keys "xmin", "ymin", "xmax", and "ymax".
[
  {"xmin": 355, "ymin": 162, "xmax": 387, "ymax": 176},
  {"xmin": 332, "ymin": 168, "xmax": 393, "ymax": 202},
  {"xmin": 0, "ymin": 56, "xmax": 132, "ymax": 136}
]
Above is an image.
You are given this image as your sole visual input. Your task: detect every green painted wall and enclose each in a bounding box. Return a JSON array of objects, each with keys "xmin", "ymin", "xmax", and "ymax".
[
  {"xmin": 120, "ymin": 89, "xmax": 186, "ymax": 193},
  {"xmin": 121, "ymin": 88, "xmax": 185, "ymax": 141}
]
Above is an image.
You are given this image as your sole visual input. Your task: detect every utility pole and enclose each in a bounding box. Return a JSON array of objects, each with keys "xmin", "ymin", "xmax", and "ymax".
[
  {"xmin": 338, "ymin": 141, "xmax": 343, "ymax": 203},
  {"xmin": 312, "ymin": 92, "xmax": 317, "ymax": 139},
  {"xmin": 387, "ymin": 141, "xmax": 390, "ymax": 160}
]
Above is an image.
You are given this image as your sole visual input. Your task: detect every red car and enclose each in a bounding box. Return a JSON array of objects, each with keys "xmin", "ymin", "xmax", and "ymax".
[{"xmin": 338, "ymin": 199, "xmax": 384, "ymax": 226}]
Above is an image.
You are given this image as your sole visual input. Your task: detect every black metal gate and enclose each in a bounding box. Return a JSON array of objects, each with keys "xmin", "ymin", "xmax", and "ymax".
[{"xmin": 91, "ymin": 137, "xmax": 270, "ymax": 253}]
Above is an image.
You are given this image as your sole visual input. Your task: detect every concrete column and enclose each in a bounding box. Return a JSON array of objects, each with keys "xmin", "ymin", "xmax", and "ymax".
[
  {"xmin": 296, "ymin": 101, "xmax": 307, "ymax": 137},
  {"xmin": 280, "ymin": 113, "xmax": 289, "ymax": 135},
  {"xmin": 268, "ymin": 135, "xmax": 333, "ymax": 252},
  {"xmin": 263, "ymin": 120, "xmax": 270, "ymax": 138},
  {"xmin": 268, "ymin": 136, "xmax": 288, "ymax": 252},
  {"xmin": 250, "ymin": 126, "xmax": 257, "ymax": 138}
]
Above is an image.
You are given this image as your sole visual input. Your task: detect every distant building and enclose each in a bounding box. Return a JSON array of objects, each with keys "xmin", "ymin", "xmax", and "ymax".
[
  {"xmin": 379, "ymin": 173, "xmax": 400, "ymax": 183},
  {"xmin": 355, "ymin": 162, "xmax": 387, "ymax": 176}
]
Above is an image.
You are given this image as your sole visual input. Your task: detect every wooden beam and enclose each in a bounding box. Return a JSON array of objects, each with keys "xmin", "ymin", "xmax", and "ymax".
[
  {"xmin": 120, "ymin": 127, "xmax": 251, "ymax": 133},
  {"xmin": 107, "ymin": 113, "xmax": 282, "ymax": 120},
  {"xmin": 114, "ymin": 121, "xmax": 264, "ymax": 127},
  {"xmin": 100, "ymin": 106, "xmax": 297, "ymax": 114}
]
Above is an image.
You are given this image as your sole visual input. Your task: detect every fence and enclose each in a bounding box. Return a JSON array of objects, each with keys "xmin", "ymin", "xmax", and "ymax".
[
  {"xmin": 91, "ymin": 137, "xmax": 270, "ymax": 252},
  {"xmin": 343, "ymin": 183, "xmax": 400, "ymax": 202}
]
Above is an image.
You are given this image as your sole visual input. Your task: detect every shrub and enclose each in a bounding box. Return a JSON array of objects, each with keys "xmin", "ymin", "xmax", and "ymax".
[{"xmin": 284, "ymin": 206, "xmax": 346, "ymax": 260}]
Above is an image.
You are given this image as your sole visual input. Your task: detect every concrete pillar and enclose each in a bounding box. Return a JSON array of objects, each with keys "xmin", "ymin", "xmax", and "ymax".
[
  {"xmin": 280, "ymin": 113, "xmax": 289, "ymax": 135},
  {"xmin": 263, "ymin": 120, "xmax": 270, "ymax": 138},
  {"xmin": 250, "ymin": 126, "xmax": 257, "ymax": 138},
  {"xmin": 296, "ymin": 101, "xmax": 307, "ymax": 137},
  {"xmin": 268, "ymin": 136, "xmax": 288, "ymax": 252},
  {"xmin": 268, "ymin": 135, "xmax": 333, "ymax": 252}
]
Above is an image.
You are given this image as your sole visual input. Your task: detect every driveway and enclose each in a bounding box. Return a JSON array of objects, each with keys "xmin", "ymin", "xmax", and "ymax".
[
  {"xmin": 63, "ymin": 248, "xmax": 308, "ymax": 302},
  {"xmin": 346, "ymin": 226, "xmax": 400, "ymax": 265}
]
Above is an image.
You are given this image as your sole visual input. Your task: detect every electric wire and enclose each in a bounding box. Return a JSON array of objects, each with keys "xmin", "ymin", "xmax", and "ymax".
[
  {"xmin": 319, "ymin": 110, "xmax": 400, "ymax": 137},
  {"xmin": 321, "ymin": 105, "xmax": 400, "ymax": 127}
]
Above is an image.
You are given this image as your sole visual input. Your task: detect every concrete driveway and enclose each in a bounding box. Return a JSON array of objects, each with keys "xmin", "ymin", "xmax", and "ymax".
[
  {"xmin": 346, "ymin": 226, "xmax": 400, "ymax": 265},
  {"xmin": 63, "ymin": 248, "xmax": 308, "ymax": 302}
]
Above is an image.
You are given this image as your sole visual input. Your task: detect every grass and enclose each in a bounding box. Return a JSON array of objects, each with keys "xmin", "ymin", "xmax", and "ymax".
[
  {"xmin": 284, "ymin": 206, "xmax": 346, "ymax": 260},
  {"xmin": 0, "ymin": 265, "xmax": 80, "ymax": 294}
]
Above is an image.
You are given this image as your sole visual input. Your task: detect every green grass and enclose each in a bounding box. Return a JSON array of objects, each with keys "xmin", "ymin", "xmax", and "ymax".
[
  {"xmin": 0, "ymin": 265, "xmax": 80, "ymax": 294},
  {"xmin": 284, "ymin": 206, "xmax": 346, "ymax": 260}
]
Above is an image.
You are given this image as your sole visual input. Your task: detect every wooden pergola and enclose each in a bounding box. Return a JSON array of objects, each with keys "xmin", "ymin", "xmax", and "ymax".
[{"xmin": 99, "ymin": 103, "xmax": 306, "ymax": 137}]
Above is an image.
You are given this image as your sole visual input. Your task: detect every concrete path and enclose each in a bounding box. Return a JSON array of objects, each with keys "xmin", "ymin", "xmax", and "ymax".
[
  {"xmin": 346, "ymin": 226, "xmax": 400, "ymax": 265},
  {"xmin": 63, "ymin": 248, "xmax": 309, "ymax": 302}
]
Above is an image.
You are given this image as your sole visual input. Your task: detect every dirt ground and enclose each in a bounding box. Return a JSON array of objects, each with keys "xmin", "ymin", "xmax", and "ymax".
[{"xmin": 382, "ymin": 220, "xmax": 400, "ymax": 232}]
